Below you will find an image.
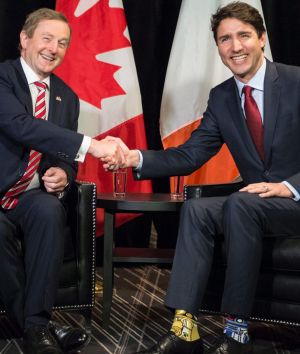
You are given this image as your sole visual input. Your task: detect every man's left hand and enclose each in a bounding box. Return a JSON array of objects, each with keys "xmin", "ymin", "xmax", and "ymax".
[
  {"xmin": 42, "ymin": 167, "xmax": 68, "ymax": 193},
  {"xmin": 239, "ymin": 182, "xmax": 293, "ymax": 198}
]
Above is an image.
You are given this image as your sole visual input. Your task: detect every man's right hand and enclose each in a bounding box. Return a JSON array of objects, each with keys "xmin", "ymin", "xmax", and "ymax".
[
  {"xmin": 97, "ymin": 137, "xmax": 141, "ymax": 171},
  {"xmin": 88, "ymin": 138, "xmax": 126, "ymax": 169}
]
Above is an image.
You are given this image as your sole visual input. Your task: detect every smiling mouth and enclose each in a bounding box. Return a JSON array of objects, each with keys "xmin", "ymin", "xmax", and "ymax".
[
  {"xmin": 231, "ymin": 54, "xmax": 248, "ymax": 63},
  {"xmin": 40, "ymin": 53, "xmax": 55, "ymax": 62}
]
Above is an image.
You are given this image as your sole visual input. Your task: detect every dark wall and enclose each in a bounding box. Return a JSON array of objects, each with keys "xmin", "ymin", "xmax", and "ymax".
[
  {"xmin": 262, "ymin": 0, "xmax": 300, "ymax": 66},
  {"xmin": 0, "ymin": 1, "xmax": 55, "ymax": 62}
]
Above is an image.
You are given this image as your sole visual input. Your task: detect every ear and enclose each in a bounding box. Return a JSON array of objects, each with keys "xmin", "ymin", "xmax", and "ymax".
[
  {"xmin": 20, "ymin": 30, "xmax": 29, "ymax": 50},
  {"xmin": 260, "ymin": 31, "xmax": 267, "ymax": 49}
]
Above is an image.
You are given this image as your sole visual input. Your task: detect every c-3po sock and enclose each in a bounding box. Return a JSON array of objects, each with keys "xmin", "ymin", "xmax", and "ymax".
[{"xmin": 170, "ymin": 309, "xmax": 200, "ymax": 342}]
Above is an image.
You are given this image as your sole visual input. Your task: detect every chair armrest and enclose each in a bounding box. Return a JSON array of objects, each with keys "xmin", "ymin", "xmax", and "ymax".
[
  {"xmin": 66, "ymin": 181, "xmax": 97, "ymax": 304},
  {"xmin": 184, "ymin": 181, "xmax": 244, "ymax": 200},
  {"xmin": 73, "ymin": 181, "xmax": 96, "ymax": 258}
]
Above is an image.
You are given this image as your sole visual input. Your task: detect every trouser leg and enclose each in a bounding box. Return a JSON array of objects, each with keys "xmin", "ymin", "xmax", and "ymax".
[
  {"xmin": 165, "ymin": 196, "xmax": 226, "ymax": 314},
  {"xmin": 0, "ymin": 211, "xmax": 25, "ymax": 329},
  {"xmin": 5, "ymin": 189, "xmax": 66, "ymax": 329},
  {"xmin": 221, "ymin": 192, "xmax": 300, "ymax": 316}
]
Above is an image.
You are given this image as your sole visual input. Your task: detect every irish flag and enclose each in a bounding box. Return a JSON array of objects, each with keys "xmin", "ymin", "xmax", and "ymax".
[
  {"xmin": 55, "ymin": 0, "xmax": 151, "ymax": 235},
  {"xmin": 160, "ymin": 0, "xmax": 272, "ymax": 185}
]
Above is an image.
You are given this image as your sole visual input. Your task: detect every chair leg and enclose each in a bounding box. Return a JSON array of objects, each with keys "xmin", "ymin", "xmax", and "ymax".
[{"xmin": 81, "ymin": 309, "xmax": 93, "ymax": 334}]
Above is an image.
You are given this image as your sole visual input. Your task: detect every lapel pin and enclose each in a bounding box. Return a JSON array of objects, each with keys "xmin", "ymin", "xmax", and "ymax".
[{"xmin": 56, "ymin": 96, "xmax": 62, "ymax": 102}]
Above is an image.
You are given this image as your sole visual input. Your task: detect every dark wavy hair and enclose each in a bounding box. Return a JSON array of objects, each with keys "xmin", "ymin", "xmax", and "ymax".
[{"xmin": 211, "ymin": 1, "xmax": 266, "ymax": 42}]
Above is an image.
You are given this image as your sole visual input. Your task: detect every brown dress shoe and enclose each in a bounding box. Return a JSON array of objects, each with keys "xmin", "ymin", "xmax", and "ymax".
[{"xmin": 135, "ymin": 331, "xmax": 203, "ymax": 353}]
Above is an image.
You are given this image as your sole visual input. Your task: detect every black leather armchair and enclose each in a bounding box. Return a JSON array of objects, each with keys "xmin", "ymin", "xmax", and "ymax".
[
  {"xmin": 184, "ymin": 181, "xmax": 300, "ymax": 326},
  {"xmin": 0, "ymin": 181, "xmax": 96, "ymax": 331}
]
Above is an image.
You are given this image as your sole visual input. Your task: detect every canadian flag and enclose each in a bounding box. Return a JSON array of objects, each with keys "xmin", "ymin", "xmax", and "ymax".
[
  {"xmin": 161, "ymin": 0, "xmax": 272, "ymax": 185},
  {"xmin": 56, "ymin": 0, "xmax": 151, "ymax": 236}
]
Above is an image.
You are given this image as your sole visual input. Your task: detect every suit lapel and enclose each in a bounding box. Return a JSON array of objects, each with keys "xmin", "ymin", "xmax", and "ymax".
[
  {"xmin": 13, "ymin": 59, "xmax": 33, "ymax": 114},
  {"xmin": 48, "ymin": 75, "xmax": 62, "ymax": 125},
  {"xmin": 263, "ymin": 61, "xmax": 280, "ymax": 167},
  {"xmin": 226, "ymin": 62, "xmax": 280, "ymax": 167}
]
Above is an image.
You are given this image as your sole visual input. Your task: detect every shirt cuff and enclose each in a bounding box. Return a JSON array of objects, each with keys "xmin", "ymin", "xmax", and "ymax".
[
  {"xmin": 282, "ymin": 181, "xmax": 300, "ymax": 201},
  {"xmin": 133, "ymin": 150, "xmax": 143, "ymax": 179},
  {"xmin": 135, "ymin": 150, "xmax": 143, "ymax": 171},
  {"xmin": 75, "ymin": 136, "xmax": 91, "ymax": 162}
]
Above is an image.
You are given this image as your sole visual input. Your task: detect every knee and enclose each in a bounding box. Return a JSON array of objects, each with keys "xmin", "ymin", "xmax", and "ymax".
[
  {"xmin": 181, "ymin": 198, "xmax": 222, "ymax": 232},
  {"xmin": 33, "ymin": 197, "xmax": 66, "ymax": 225},
  {"xmin": 181, "ymin": 198, "xmax": 210, "ymax": 221},
  {"xmin": 223, "ymin": 192, "xmax": 261, "ymax": 220}
]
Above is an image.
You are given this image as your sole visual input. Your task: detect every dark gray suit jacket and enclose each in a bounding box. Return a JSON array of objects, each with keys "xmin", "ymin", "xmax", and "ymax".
[
  {"xmin": 0, "ymin": 58, "xmax": 84, "ymax": 197},
  {"xmin": 137, "ymin": 60, "xmax": 300, "ymax": 193}
]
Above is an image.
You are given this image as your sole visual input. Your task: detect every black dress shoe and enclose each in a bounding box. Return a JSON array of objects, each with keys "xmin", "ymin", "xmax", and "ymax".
[
  {"xmin": 23, "ymin": 325, "xmax": 63, "ymax": 354},
  {"xmin": 48, "ymin": 320, "xmax": 90, "ymax": 353},
  {"xmin": 135, "ymin": 331, "xmax": 203, "ymax": 353},
  {"xmin": 205, "ymin": 335, "xmax": 252, "ymax": 354}
]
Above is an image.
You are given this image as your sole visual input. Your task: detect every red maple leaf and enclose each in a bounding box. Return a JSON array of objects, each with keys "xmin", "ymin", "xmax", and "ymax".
[{"xmin": 55, "ymin": 0, "xmax": 130, "ymax": 108}]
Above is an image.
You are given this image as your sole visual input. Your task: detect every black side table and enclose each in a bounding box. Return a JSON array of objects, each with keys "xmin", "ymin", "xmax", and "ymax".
[{"xmin": 97, "ymin": 193, "xmax": 183, "ymax": 326}]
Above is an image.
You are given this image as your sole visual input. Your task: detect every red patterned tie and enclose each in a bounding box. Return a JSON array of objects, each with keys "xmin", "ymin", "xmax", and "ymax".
[
  {"xmin": 1, "ymin": 82, "xmax": 47, "ymax": 209},
  {"xmin": 243, "ymin": 85, "xmax": 264, "ymax": 160}
]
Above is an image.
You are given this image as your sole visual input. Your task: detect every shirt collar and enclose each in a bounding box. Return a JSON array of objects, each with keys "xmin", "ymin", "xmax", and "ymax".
[
  {"xmin": 235, "ymin": 57, "xmax": 266, "ymax": 98},
  {"xmin": 20, "ymin": 57, "xmax": 50, "ymax": 88}
]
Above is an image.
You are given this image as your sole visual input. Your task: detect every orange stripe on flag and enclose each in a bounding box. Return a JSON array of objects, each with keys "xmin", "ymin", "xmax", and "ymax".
[
  {"xmin": 162, "ymin": 119, "xmax": 239, "ymax": 186},
  {"xmin": 162, "ymin": 119, "xmax": 201, "ymax": 148}
]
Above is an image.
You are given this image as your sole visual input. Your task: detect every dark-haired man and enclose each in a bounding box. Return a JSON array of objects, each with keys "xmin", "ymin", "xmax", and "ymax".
[
  {"xmin": 106, "ymin": 2, "xmax": 300, "ymax": 353},
  {"xmin": 0, "ymin": 7, "xmax": 126, "ymax": 354}
]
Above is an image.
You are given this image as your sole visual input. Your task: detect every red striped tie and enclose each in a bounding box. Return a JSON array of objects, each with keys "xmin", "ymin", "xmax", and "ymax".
[
  {"xmin": 243, "ymin": 85, "xmax": 264, "ymax": 160},
  {"xmin": 1, "ymin": 81, "xmax": 47, "ymax": 209}
]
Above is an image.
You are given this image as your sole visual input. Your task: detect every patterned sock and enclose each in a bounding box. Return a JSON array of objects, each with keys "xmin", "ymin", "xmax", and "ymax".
[
  {"xmin": 223, "ymin": 316, "xmax": 250, "ymax": 343},
  {"xmin": 170, "ymin": 309, "xmax": 200, "ymax": 342}
]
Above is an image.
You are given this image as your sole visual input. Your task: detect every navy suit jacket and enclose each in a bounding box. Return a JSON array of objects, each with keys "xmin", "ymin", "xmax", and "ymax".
[
  {"xmin": 138, "ymin": 60, "xmax": 300, "ymax": 194},
  {"xmin": 0, "ymin": 58, "xmax": 84, "ymax": 196}
]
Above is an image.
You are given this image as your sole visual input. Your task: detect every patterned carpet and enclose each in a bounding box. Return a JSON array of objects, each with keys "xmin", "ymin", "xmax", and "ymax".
[{"xmin": 1, "ymin": 265, "xmax": 300, "ymax": 353}]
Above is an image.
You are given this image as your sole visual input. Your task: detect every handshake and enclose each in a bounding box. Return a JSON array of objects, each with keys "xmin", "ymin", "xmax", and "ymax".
[{"xmin": 88, "ymin": 136, "xmax": 139, "ymax": 171}]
